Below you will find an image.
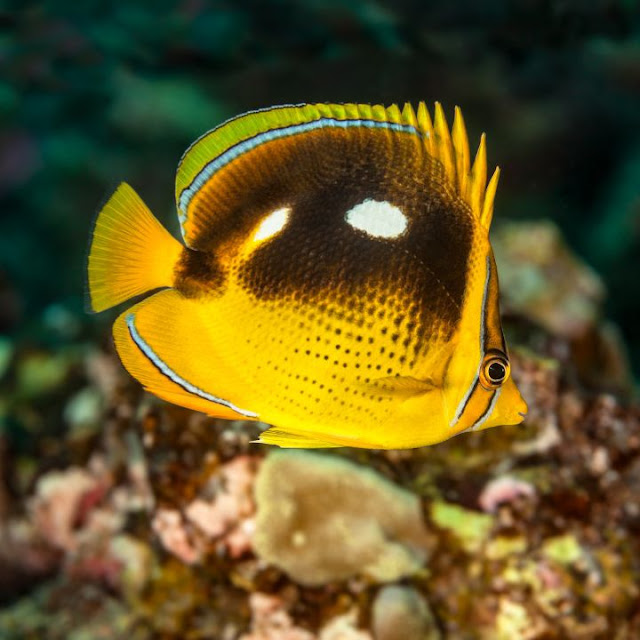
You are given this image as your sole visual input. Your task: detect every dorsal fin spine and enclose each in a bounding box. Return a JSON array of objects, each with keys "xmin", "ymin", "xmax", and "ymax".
[
  {"xmin": 416, "ymin": 102, "xmax": 434, "ymax": 155},
  {"xmin": 481, "ymin": 167, "xmax": 500, "ymax": 229},
  {"xmin": 452, "ymin": 106, "xmax": 470, "ymax": 197},
  {"xmin": 402, "ymin": 102, "xmax": 418, "ymax": 128},
  {"xmin": 433, "ymin": 103, "xmax": 456, "ymax": 192},
  {"xmin": 317, "ymin": 103, "xmax": 333, "ymax": 118},
  {"xmin": 385, "ymin": 103, "xmax": 402, "ymax": 123},
  {"xmin": 468, "ymin": 133, "xmax": 488, "ymax": 221}
]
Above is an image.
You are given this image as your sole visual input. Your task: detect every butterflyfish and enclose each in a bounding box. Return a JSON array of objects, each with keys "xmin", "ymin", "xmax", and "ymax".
[{"xmin": 87, "ymin": 102, "xmax": 527, "ymax": 449}]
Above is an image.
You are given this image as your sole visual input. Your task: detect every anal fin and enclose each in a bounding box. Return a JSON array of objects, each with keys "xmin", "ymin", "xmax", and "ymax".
[{"xmin": 113, "ymin": 289, "xmax": 258, "ymax": 421}]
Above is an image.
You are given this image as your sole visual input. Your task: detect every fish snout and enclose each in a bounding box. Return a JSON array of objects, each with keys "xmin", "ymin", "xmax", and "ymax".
[
  {"xmin": 513, "ymin": 394, "xmax": 528, "ymax": 424},
  {"xmin": 500, "ymin": 375, "xmax": 528, "ymax": 425}
]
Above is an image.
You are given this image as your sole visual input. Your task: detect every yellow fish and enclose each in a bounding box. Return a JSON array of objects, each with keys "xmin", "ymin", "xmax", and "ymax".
[{"xmin": 87, "ymin": 102, "xmax": 527, "ymax": 449}]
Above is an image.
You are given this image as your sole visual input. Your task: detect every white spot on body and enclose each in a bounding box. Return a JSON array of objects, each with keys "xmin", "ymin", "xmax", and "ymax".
[
  {"xmin": 344, "ymin": 199, "xmax": 408, "ymax": 238},
  {"xmin": 253, "ymin": 206, "xmax": 291, "ymax": 242}
]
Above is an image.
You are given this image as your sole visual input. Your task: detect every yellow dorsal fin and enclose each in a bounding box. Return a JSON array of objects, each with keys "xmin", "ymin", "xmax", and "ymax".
[
  {"xmin": 414, "ymin": 102, "xmax": 498, "ymax": 230},
  {"xmin": 481, "ymin": 167, "xmax": 500, "ymax": 229},
  {"xmin": 433, "ymin": 103, "xmax": 456, "ymax": 191},
  {"xmin": 416, "ymin": 101, "xmax": 434, "ymax": 155},
  {"xmin": 468, "ymin": 133, "xmax": 488, "ymax": 221},
  {"xmin": 175, "ymin": 102, "xmax": 499, "ymax": 246},
  {"xmin": 451, "ymin": 106, "xmax": 470, "ymax": 197},
  {"xmin": 401, "ymin": 102, "xmax": 418, "ymax": 128},
  {"xmin": 386, "ymin": 103, "xmax": 402, "ymax": 123}
]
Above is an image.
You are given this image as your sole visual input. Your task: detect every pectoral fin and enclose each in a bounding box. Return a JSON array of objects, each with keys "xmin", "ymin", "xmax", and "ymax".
[{"xmin": 359, "ymin": 375, "xmax": 436, "ymax": 398}]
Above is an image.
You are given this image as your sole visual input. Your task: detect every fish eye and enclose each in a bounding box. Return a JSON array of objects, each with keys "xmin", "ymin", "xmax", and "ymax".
[{"xmin": 480, "ymin": 353, "xmax": 509, "ymax": 389}]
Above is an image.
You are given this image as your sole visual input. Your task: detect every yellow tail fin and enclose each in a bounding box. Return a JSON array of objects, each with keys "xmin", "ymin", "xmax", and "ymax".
[{"xmin": 87, "ymin": 183, "xmax": 183, "ymax": 312}]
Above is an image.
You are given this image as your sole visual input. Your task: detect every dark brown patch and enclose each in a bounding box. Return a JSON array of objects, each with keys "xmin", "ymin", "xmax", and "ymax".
[
  {"xmin": 177, "ymin": 124, "xmax": 474, "ymax": 339},
  {"xmin": 174, "ymin": 246, "xmax": 225, "ymax": 297}
]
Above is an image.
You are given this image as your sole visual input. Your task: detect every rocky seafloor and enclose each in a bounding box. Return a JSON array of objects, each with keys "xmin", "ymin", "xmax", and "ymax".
[{"xmin": 0, "ymin": 221, "xmax": 639, "ymax": 639}]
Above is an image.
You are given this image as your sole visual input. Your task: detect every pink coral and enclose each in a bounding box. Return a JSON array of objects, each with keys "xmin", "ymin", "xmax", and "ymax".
[
  {"xmin": 28, "ymin": 467, "xmax": 101, "ymax": 551},
  {"xmin": 1, "ymin": 446, "xmax": 155, "ymax": 597},
  {"xmin": 478, "ymin": 476, "xmax": 536, "ymax": 513},
  {"xmin": 240, "ymin": 593, "xmax": 315, "ymax": 640},
  {"xmin": 151, "ymin": 508, "xmax": 201, "ymax": 565},
  {"xmin": 241, "ymin": 594, "xmax": 373, "ymax": 640},
  {"xmin": 184, "ymin": 455, "xmax": 259, "ymax": 558},
  {"xmin": 537, "ymin": 560, "xmax": 563, "ymax": 590},
  {"xmin": 65, "ymin": 542, "xmax": 123, "ymax": 588},
  {"xmin": 0, "ymin": 518, "xmax": 60, "ymax": 576},
  {"xmin": 65, "ymin": 533, "xmax": 151, "ymax": 595},
  {"xmin": 226, "ymin": 517, "xmax": 256, "ymax": 559}
]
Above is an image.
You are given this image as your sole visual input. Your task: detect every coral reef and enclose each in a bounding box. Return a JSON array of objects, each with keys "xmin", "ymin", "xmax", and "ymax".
[
  {"xmin": 493, "ymin": 220, "xmax": 605, "ymax": 340},
  {"xmin": 150, "ymin": 454, "xmax": 259, "ymax": 565},
  {"xmin": 240, "ymin": 593, "xmax": 315, "ymax": 640}
]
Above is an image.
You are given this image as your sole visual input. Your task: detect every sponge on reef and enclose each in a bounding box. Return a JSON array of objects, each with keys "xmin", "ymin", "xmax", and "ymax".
[{"xmin": 253, "ymin": 450, "xmax": 429, "ymax": 586}]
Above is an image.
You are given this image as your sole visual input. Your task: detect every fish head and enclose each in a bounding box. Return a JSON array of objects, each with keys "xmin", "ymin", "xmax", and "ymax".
[
  {"xmin": 442, "ymin": 244, "xmax": 528, "ymax": 436},
  {"xmin": 471, "ymin": 371, "xmax": 528, "ymax": 431}
]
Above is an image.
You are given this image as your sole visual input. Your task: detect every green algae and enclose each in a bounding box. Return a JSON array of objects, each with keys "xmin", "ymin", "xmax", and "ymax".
[
  {"xmin": 485, "ymin": 535, "xmax": 528, "ymax": 560},
  {"xmin": 429, "ymin": 500, "xmax": 494, "ymax": 553},
  {"xmin": 541, "ymin": 533, "xmax": 585, "ymax": 566}
]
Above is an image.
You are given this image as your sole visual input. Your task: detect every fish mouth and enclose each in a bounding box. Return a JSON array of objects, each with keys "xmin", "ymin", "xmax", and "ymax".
[{"xmin": 518, "ymin": 411, "xmax": 527, "ymax": 419}]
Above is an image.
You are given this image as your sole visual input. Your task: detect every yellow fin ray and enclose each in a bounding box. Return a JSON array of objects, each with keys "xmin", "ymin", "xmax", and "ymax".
[
  {"xmin": 481, "ymin": 167, "xmax": 500, "ymax": 229},
  {"xmin": 416, "ymin": 101, "xmax": 434, "ymax": 155},
  {"xmin": 452, "ymin": 106, "xmax": 470, "ymax": 197},
  {"xmin": 113, "ymin": 290, "xmax": 259, "ymax": 421},
  {"xmin": 433, "ymin": 103, "xmax": 456, "ymax": 192},
  {"xmin": 87, "ymin": 183, "xmax": 183, "ymax": 312},
  {"xmin": 402, "ymin": 102, "xmax": 418, "ymax": 128},
  {"xmin": 256, "ymin": 428, "xmax": 341, "ymax": 448},
  {"xmin": 468, "ymin": 133, "xmax": 488, "ymax": 220},
  {"xmin": 417, "ymin": 103, "xmax": 496, "ymax": 230}
]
